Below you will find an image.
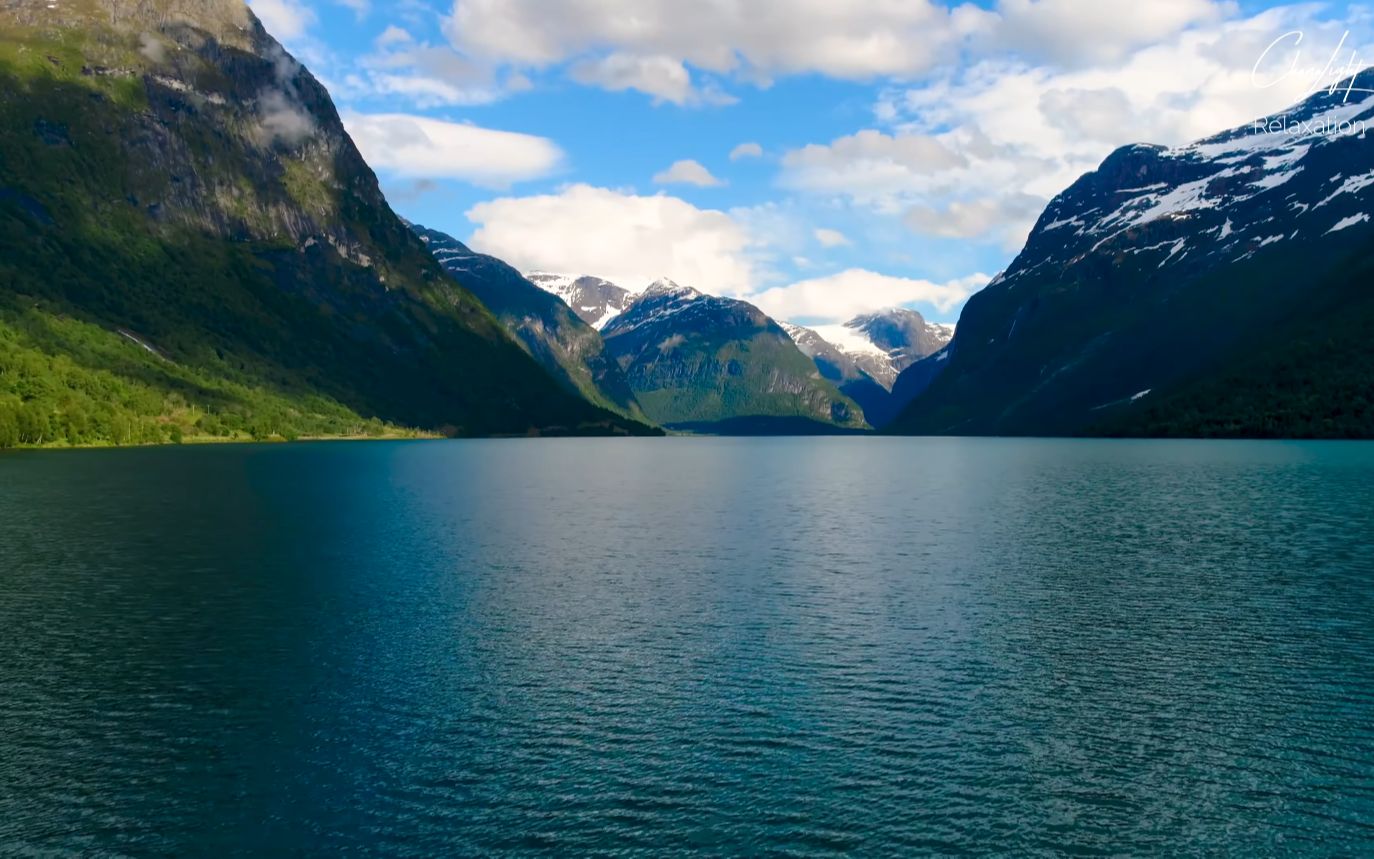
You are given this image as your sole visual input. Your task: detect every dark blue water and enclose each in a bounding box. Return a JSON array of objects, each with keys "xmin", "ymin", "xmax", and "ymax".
[{"xmin": 1, "ymin": 438, "xmax": 1372, "ymax": 855}]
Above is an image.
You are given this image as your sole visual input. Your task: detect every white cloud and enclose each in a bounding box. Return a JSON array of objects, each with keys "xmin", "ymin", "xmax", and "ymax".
[
  {"xmin": 341, "ymin": 113, "xmax": 564, "ymax": 188},
  {"xmin": 444, "ymin": 0, "xmax": 990, "ymax": 84},
  {"xmin": 730, "ymin": 142, "xmax": 764, "ymax": 160},
  {"xmin": 432, "ymin": 0, "xmax": 1247, "ymax": 104},
  {"xmin": 139, "ymin": 32, "xmax": 167, "ymax": 64},
  {"xmin": 569, "ymin": 53, "xmax": 697, "ymax": 104},
  {"xmin": 376, "ymin": 25, "xmax": 413, "ymax": 47},
  {"xmin": 813, "ymin": 228, "xmax": 851, "ymax": 248},
  {"xmin": 653, "ymin": 159, "xmax": 725, "ymax": 187},
  {"xmin": 904, "ymin": 193, "xmax": 1047, "ymax": 250},
  {"xmin": 248, "ymin": 0, "xmax": 316, "ymax": 40},
  {"xmin": 782, "ymin": 5, "xmax": 1373, "ymax": 250},
  {"xmin": 752, "ymin": 269, "xmax": 989, "ymax": 323},
  {"xmin": 465, "ymin": 185, "xmax": 761, "ymax": 294},
  {"xmin": 256, "ymin": 90, "xmax": 316, "ymax": 146},
  {"xmin": 780, "ymin": 130, "xmax": 967, "ymax": 209},
  {"xmin": 988, "ymin": 0, "xmax": 1228, "ymax": 67},
  {"xmin": 341, "ymin": 33, "xmax": 514, "ymax": 108},
  {"xmin": 333, "ymin": 0, "xmax": 370, "ymax": 19}
]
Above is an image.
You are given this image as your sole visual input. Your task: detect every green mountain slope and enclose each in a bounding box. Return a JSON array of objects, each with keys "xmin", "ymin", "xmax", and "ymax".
[
  {"xmin": 0, "ymin": 0, "xmax": 648, "ymax": 447},
  {"xmin": 411, "ymin": 224, "xmax": 650, "ymax": 424},
  {"xmin": 601, "ymin": 280, "xmax": 866, "ymax": 433}
]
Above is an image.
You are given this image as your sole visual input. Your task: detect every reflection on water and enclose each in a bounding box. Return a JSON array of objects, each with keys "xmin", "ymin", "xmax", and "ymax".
[{"xmin": 1, "ymin": 438, "xmax": 1372, "ymax": 854}]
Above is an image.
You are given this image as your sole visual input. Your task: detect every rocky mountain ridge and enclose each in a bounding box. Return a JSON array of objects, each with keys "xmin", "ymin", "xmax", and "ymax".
[{"xmin": 891, "ymin": 74, "xmax": 1374, "ymax": 437}]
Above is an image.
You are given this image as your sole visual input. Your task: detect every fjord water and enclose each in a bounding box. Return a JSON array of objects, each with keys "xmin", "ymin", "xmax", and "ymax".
[{"xmin": 1, "ymin": 439, "xmax": 1372, "ymax": 855}]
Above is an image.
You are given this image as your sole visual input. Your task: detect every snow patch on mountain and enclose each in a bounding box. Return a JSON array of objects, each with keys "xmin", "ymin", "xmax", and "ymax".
[
  {"xmin": 527, "ymin": 272, "xmax": 633, "ymax": 329},
  {"xmin": 1326, "ymin": 212, "xmax": 1370, "ymax": 233},
  {"xmin": 811, "ymin": 323, "xmax": 890, "ymax": 359}
]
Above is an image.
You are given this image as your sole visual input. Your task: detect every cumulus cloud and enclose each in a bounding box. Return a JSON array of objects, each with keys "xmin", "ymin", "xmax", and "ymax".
[
  {"xmin": 444, "ymin": 0, "xmax": 989, "ymax": 83},
  {"xmin": 780, "ymin": 130, "xmax": 967, "ymax": 209},
  {"xmin": 752, "ymin": 269, "xmax": 989, "ymax": 323},
  {"xmin": 341, "ymin": 113, "xmax": 564, "ymax": 187},
  {"xmin": 988, "ymin": 0, "xmax": 1228, "ymax": 67},
  {"xmin": 653, "ymin": 159, "xmax": 725, "ymax": 187},
  {"xmin": 781, "ymin": 4, "xmax": 1373, "ymax": 250},
  {"xmin": 247, "ymin": 0, "xmax": 316, "ymax": 41},
  {"xmin": 569, "ymin": 54, "xmax": 701, "ymax": 105},
  {"xmin": 337, "ymin": 29, "xmax": 516, "ymax": 108},
  {"xmin": 376, "ymin": 25, "xmax": 413, "ymax": 47},
  {"xmin": 465, "ymin": 184, "xmax": 761, "ymax": 293},
  {"xmin": 904, "ymin": 193, "xmax": 1048, "ymax": 251},
  {"xmin": 813, "ymin": 228, "xmax": 851, "ymax": 248},
  {"xmin": 730, "ymin": 142, "xmax": 764, "ymax": 160},
  {"xmin": 428, "ymin": 0, "xmax": 1251, "ymax": 105}
]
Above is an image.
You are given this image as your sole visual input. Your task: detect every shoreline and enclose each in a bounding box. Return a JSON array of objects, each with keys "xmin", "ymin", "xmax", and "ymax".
[{"xmin": 5, "ymin": 434, "xmax": 1374, "ymax": 454}]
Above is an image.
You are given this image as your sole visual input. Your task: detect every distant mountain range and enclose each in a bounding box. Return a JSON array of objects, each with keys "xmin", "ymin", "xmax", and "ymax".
[
  {"xmin": 587, "ymin": 279, "xmax": 865, "ymax": 432},
  {"xmin": 515, "ymin": 271, "xmax": 952, "ymax": 430},
  {"xmin": 490, "ymin": 270, "xmax": 867, "ymax": 432},
  {"xmin": 891, "ymin": 74, "xmax": 1374, "ymax": 438},
  {"xmin": 784, "ymin": 311, "xmax": 952, "ymax": 427},
  {"xmin": 0, "ymin": 0, "xmax": 651, "ymax": 445}
]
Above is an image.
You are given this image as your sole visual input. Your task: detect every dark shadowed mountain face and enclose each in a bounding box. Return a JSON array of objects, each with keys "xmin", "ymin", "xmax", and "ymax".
[
  {"xmin": 784, "ymin": 310, "xmax": 952, "ymax": 428},
  {"xmin": 0, "ymin": 0, "xmax": 648, "ymax": 442},
  {"xmin": 412, "ymin": 225, "xmax": 650, "ymax": 424},
  {"xmin": 600, "ymin": 280, "xmax": 866, "ymax": 433},
  {"xmin": 891, "ymin": 75, "xmax": 1374, "ymax": 438},
  {"xmin": 527, "ymin": 273, "xmax": 632, "ymax": 329}
]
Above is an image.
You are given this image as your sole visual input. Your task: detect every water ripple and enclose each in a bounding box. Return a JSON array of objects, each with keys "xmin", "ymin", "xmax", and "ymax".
[{"xmin": 1, "ymin": 438, "xmax": 1372, "ymax": 855}]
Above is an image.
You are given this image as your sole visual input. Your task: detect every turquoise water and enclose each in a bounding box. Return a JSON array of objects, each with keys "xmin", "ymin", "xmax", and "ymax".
[{"xmin": 1, "ymin": 438, "xmax": 1372, "ymax": 855}]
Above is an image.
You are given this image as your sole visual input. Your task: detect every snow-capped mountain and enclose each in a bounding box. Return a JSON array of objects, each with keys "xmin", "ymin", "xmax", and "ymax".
[
  {"xmin": 1003, "ymin": 85, "xmax": 1374, "ymax": 285},
  {"xmin": 414, "ymin": 227, "xmax": 647, "ymax": 422},
  {"xmin": 783, "ymin": 310, "xmax": 953, "ymax": 427},
  {"xmin": 527, "ymin": 272, "xmax": 632, "ymax": 330},
  {"xmin": 788, "ymin": 310, "xmax": 953, "ymax": 389},
  {"xmin": 891, "ymin": 72, "xmax": 1374, "ymax": 437},
  {"xmin": 600, "ymin": 279, "xmax": 865, "ymax": 432}
]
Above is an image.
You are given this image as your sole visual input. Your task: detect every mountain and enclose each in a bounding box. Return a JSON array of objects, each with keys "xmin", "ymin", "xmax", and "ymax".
[
  {"xmin": 891, "ymin": 76, "xmax": 1374, "ymax": 438},
  {"xmin": 781, "ymin": 323, "xmax": 891, "ymax": 427},
  {"xmin": 784, "ymin": 310, "xmax": 952, "ymax": 427},
  {"xmin": 412, "ymin": 225, "xmax": 648, "ymax": 422},
  {"xmin": 0, "ymin": 0, "xmax": 650, "ymax": 446},
  {"xmin": 601, "ymin": 280, "xmax": 866, "ymax": 433},
  {"xmin": 527, "ymin": 273, "xmax": 631, "ymax": 329}
]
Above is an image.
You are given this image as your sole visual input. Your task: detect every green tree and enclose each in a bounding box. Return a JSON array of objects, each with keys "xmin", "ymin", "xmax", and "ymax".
[
  {"xmin": 16, "ymin": 402, "xmax": 50, "ymax": 445},
  {"xmin": 0, "ymin": 402, "xmax": 19, "ymax": 448}
]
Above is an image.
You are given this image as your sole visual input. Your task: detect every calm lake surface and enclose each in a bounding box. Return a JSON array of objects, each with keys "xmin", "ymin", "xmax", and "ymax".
[{"xmin": 1, "ymin": 438, "xmax": 1372, "ymax": 855}]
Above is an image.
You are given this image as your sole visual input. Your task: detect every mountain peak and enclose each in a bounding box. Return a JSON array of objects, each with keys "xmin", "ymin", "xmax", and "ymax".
[
  {"xmin": 643, "ymin": 277, "xmax": 699, "ymax": 299},
  {"xmin": 527, "ymin": 272, "xmax": 633, "ymax": 329},
  {"xmin": 847, "ymin": 307, "xmax": 928, "ymax": 329}
]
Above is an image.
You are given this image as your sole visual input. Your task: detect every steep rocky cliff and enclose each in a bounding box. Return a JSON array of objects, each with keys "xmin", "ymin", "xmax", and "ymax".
[{"xmin": 0, "ymin": 0, "xmax": 647, "ymax": 443}]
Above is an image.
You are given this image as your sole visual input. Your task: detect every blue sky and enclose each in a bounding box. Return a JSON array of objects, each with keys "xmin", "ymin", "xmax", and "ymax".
[{"xmin": 250, "ymin": 0, "xmax": 1373, "ymax": 325}]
